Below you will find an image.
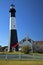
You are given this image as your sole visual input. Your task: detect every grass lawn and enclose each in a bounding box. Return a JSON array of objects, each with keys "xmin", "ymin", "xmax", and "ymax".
[
  {"xmin": 0, "ymin": 51, "xmax": 24, "ymax": 54},
  {"xmin": 0, "ymin": 60, "xmax": 43, "ymax": 65},
  {"xmin": 0, "ymin": 52, "xmax": 43, "ymax": 55}
]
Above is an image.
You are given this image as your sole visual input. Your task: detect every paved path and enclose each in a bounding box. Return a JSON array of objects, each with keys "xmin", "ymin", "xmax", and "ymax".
[{"xmin": 0, "ymin": 54, "xmax": 43, "ymax": 60}]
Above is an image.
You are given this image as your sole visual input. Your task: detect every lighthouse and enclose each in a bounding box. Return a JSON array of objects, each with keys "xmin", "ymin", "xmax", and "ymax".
[{"xmin": 8, "ymin": 4, "xmax": 18, "ymax": 52}]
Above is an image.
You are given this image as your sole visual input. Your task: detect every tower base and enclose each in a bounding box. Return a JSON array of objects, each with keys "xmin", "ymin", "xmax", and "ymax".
[{"xmin": 8, "ymin": 29, "xmax": 18, "ymax": 52}]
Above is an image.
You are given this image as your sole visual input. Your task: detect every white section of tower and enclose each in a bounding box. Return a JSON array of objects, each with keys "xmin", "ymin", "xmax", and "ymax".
[{"xmin": 10, "ymin": 17, "xmax": 16, "ymax": 30}]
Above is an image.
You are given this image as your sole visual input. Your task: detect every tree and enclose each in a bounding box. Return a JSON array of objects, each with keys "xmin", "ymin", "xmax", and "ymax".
[
  {"xmin": 0, "ymin": 45, "xmax": 2, "ymax": 52},
  {"xmin": 21, "ymin": 45, "xmax": 31, "ymax": 54}
]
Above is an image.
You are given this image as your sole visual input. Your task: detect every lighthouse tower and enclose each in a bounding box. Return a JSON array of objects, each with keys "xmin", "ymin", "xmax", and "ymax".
[{"xmin": 8, "ymin": 4, "xmax": 18, "ymax": 52}]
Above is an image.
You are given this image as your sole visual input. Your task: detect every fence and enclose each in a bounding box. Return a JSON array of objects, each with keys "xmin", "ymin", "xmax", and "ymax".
[{"xmin": 0, "ymin": 54, "xmax": 43, "ymax": 60}]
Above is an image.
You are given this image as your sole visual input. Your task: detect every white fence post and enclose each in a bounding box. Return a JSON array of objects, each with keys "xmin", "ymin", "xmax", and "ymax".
[
  {"xmin": 19, "ymin": 54, "xmax": 21, "ymax": 60},
  {"xmin": 5, "ymin": 54, "xmax": 7, "ymax": 60}
]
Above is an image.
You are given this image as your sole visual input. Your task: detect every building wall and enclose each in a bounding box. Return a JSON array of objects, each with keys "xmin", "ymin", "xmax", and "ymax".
[{"xmin": 33, "ymin": 41, "xmax": 43, "ymax": 52}]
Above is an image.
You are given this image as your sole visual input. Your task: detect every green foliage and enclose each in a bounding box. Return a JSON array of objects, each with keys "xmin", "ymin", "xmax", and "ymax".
[{"xmin": 22, "ymin": 45, "xmax": 31, "ymax": 54}]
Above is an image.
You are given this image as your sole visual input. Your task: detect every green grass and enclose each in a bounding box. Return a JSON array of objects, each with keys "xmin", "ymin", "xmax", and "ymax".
[
  {"xmin": 0, "ymin": 51, "xmax": 24, "ymax": 54},
  {"xmin": 29, "ymin": 53, "xmax": 43, "ymax": 57},
  {"xmin": 0, "ymin": 60, "xmax": 43, "ymax": 65},
  {"xmin": 0, "ymin": 51, "xmax": 43, "ymax": 57}
]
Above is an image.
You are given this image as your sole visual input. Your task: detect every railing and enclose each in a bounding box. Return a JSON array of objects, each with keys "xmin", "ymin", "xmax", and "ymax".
[{"xmin": 0, "ymin": 54, "xmax": 43, "ymax": 60}]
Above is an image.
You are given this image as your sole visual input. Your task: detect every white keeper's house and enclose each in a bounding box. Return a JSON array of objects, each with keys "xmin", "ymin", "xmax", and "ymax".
[{"xmin": 18, "ymin": 36, "xmax": 33, "ymax": 52}]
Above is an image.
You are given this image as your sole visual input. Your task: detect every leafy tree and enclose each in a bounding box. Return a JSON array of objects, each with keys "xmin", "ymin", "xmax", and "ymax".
[{"xmin": 22, "ymin": 45, "xmax": 31, "ymax": 54}]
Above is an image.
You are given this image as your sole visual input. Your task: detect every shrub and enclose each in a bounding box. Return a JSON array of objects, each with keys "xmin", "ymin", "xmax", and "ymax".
[{"xmin": 21, "ymin": 45, "xmax": 31, "ymax": 54}]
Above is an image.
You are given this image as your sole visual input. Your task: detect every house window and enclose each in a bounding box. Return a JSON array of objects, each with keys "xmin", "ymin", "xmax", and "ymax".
[
  {"xmin": 28, "ymin": 39, "xmax": 31, "ymax": 42},
  {"xmin": 23, "ymin": 39, "xmax": 26, "ymax": 42}
]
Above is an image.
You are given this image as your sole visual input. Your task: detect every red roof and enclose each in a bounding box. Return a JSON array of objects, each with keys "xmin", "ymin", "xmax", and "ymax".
[{"xmin": 12, "ymin": 43, "xmax": 19, "ymax": 48}]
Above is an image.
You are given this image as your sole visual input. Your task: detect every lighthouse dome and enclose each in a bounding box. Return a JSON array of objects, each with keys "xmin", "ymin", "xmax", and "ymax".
[{"xmin": 10, "ymin": 4, "xmax": 15, "ymax": 9}]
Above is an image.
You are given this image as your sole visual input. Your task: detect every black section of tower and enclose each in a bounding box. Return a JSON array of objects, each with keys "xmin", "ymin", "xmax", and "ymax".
[
  {"xmin": 9, "ymin": 4, "xmax": 18, "ymax": 52},
  {"xmin": 9, "ymin": 4, "xmax": 16, "ymax": 17}
]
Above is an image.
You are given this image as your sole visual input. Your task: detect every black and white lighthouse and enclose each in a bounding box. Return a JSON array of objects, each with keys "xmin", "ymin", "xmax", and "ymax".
[{"xmin": 8, "ymin": 4, "xmax": 18, "ymax": 52}]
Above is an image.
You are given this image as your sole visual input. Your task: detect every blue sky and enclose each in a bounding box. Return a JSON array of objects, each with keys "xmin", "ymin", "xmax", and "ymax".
[{"xmin": 0, "ymin": 0, "xmax": 43, "ymax": 46}]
